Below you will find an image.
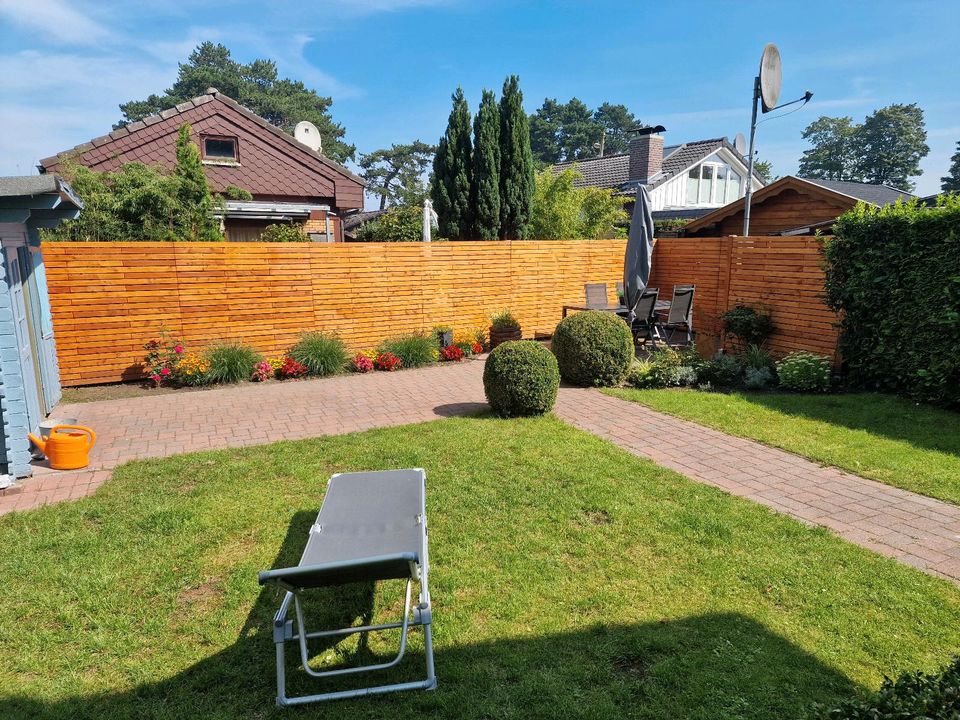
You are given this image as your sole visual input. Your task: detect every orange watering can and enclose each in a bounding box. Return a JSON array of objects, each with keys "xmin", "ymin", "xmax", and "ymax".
[{"xmin": 28, "ymin": 425, "xmax": 96, "ymax": 470}]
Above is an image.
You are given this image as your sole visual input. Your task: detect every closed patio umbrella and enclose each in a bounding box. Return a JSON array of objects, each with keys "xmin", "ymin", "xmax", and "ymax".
[{"xmin": 623, "ymin": 185, "xmax": 655, "ymax": 325}]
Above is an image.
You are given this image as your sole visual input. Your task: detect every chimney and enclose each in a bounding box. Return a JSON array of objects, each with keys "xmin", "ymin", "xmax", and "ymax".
[{"xmin": 629, "ymin": 128, "xmax": 665, "ymax": 183}]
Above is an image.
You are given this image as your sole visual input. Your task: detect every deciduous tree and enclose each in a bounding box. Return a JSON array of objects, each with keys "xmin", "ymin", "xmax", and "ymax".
[
  {"xmin": 797, "ymin": 116, "xmax": 859, "ymax": 181},
  {"xmin": 854, "ymin": 103, "xmax": 929, "ymax": 190}
]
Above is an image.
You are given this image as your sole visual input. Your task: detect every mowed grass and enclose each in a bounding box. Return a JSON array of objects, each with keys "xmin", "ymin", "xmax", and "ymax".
[
  {"xmin": 1, "ymin": 416, "xmax": 959, "ymax": 720},
  {"xmin": 605, "ymin": 388, "xmax": 960, "ymax": 505}
]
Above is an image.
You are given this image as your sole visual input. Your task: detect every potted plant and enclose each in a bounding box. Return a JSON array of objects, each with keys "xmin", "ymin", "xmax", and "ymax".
[
  {"xmin": 489, "ymin": 310, "xmax": 522, "ymax": 349},
  {"xmin": 433, "ymin": 325, "xmax": 453, "ymax": 349}
]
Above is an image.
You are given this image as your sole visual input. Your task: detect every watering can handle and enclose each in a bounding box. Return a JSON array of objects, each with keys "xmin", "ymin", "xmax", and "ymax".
[{"xmin": 52, "ymin": 425, "xmax": 96, "ymax": 450}]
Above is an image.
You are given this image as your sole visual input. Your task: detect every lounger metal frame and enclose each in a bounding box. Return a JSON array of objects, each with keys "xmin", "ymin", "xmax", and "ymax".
[{"xmin": 260, "ymin": 470, "xmax": 435, "ymax": 706}]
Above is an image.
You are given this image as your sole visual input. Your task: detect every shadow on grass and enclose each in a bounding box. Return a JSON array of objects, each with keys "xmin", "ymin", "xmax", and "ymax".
[
  {"xmin": 3, "ymin": 512, "xmax": 861, "ymax": 720},
  {"xmin": 738, "ymin": 391, "xmax": 960, "ymax": 458}
]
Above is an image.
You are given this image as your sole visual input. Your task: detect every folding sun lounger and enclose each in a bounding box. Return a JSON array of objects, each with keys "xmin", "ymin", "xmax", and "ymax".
[{"xmin": 258, "ymin": 468, "xmax": 436, "ymax": 706}]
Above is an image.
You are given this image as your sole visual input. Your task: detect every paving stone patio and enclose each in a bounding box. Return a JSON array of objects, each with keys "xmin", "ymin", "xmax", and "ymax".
[{"xmin": 3, "ymin": 358, "xmax": 959, "ymax": 583}]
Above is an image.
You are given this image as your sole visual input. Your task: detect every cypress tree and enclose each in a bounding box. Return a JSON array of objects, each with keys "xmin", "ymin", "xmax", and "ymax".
[
  {"xmin": 498, "ymin": 75, "xmax": 535, "ymax": 239},
  {"xmin": 174, "ymin": 123, "xmax": 221, "ymax": 240},
  {"xmin": 471, "ymin": 89, "xmax": 501, "ymax": 240},
  {"xmin": 431, "ymin": 87, "xmax": 472, "ymax": 239}
]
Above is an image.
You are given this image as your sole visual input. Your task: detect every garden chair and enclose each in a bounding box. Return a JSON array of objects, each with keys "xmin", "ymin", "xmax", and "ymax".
[
  {"xmin": 258, "ymin": 468, "xmax": 435, "ymax": 706},
  {"xmin": 658, "ymin": 284, "xmax": 696, "ymax": 347},
  {"xmin": 584, "ymin": 283, "xmax": 609, "ymax": 309},
  {"xmin": 623, "ymin": 288, "xmax": 661, "ymax": 349}
]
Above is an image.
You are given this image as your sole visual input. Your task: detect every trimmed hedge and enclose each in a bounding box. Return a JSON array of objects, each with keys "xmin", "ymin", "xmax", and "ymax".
[
  {"xmin": 825, "ymin": 196, "xmax": 960, "ymax": 406},
  {"xmin": 552, "ymin": 310, "xmax": 633, "ymax": 387},
  {"xmin": 483, "ymin": 341, "xmax": 559, "ymax": 417},
  {"xmin": 812, "ymin": 655, "xmax": 960, "ymax": 719}
]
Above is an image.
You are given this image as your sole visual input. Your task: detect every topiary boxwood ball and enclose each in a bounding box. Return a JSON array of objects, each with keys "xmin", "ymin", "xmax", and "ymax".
[
  {"xmin": 483, "ymin": 341, "xmax": 560, "ymax": 418},
  {"xmin": 552, "ymin": 310, "xmax": 634, "ymax": 387}
]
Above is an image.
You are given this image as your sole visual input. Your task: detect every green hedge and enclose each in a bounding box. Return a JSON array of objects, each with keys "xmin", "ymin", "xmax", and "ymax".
[
  {"xmin": 824, "ymin": 196, "xmax": 960, "ymax": 406},
  {"xmin": 483, "ymin": 341, "xmax": 559, "ymax": 417},
  {"xmin": 552, "ymin": 310, "xmax": 633, "ymax": 387}
]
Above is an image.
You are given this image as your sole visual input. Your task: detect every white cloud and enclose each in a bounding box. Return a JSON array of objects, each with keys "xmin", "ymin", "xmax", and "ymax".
[{"xmin": 0, "ymin": 0, "xmax": 111, "ymax": 46}]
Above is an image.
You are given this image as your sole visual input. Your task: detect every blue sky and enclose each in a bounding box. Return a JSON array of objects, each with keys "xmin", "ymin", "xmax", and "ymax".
[{"xmin": 2, "ymin": 0, "xmax": 958, "ymax": 202}]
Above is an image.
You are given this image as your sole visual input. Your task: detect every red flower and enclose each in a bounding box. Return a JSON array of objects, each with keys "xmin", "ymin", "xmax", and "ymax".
[
  {"xmin": 374, "ymin": 352, "xmax": 402, "ymax": 371},
  {"xmin": 472, "ymin": 342, "xmax": 483, "ymax": 354},
  {"xmin": 160, "ymin": 367, "xmax": 171, "ymax": 376},
  {"xmin": 174, "ymin": 345, "xmax": 184, "ymax": 354},
  {"xmin": 440, "ymin": 345, "xmax": 465, "ymax": 362}
]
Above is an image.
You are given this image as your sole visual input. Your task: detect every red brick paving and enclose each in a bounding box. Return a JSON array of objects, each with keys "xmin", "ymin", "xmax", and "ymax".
[{"xmin": 3, "ymin": 360, "xmax": 959, "ymax": 583}]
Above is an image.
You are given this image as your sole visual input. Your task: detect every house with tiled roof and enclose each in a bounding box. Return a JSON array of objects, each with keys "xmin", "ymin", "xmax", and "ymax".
[
  {"xmin": 552, "ymin": 129, "xmax": 764, "ymax": 221},
  {"xmin": 683, "ymin": 175, "xmax": 915, "ymax": 236},
  {"xmin": 38, "ymin": 89, "xmax": 365, "ymax": 241}
]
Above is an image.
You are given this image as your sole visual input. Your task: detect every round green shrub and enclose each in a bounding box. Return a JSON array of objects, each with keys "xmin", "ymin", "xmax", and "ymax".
[
  {"xmin": 552, "ymin": 310, "xmax": 633, "ymax": 387},
  {"xmin": 483, "ymin": 341, "xmax": 559, "ymax": 417},
  {"xmin": 777, "ymin": 351, "xmax": 832, "ymax": 392},
  {"xmin": 290, "ymin": 332, "xmax": 348, "ymax": 376}
]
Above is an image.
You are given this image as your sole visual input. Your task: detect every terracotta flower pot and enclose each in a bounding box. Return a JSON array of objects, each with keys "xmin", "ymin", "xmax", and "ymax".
[{"xmin": 489, "ymin": 325, "xmax": 522, "ymax": 349}]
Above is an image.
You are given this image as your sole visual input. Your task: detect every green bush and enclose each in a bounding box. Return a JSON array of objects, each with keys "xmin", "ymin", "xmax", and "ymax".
[
  {"xmin": 483, "ymin": 341, "xmax": 559, "ymax": 417},
  {"xmin": 552, "ymin": 310, "xmax": 633, "ymax": 387},
  {"xmin": 777, "ymin": 351, "xmax": 832, "ymax": 392},
  {"xmin": 744, "ymin": 366, "xmax": 775, "ymax": 390},
  {"xmin": 741, "ymin": 344, "xmax": 776, "ymax": 372},
  {"xmin": 290, "ymin": 332, "xmax": 348, "ymax": 376},
  {"xmin": 825, "ymin": 195, "xmax": 960, "ymax": 406},
  {"xmin": 697, "ymin": 354, "xmax": 741, "ymax": 387},
  {"xmin": 490, "ymin": 310, "xmax": 521, "ymax": 331},
  {"xmin": 259, "ymin": 223, "xmax": 308, "ymax": 242},
  {"xmin": 812, "ymin": 655, "xmax": 960, "ymax": 719},
  {"xmin": 204, "ymin": 342, "xmax": 263, "ymax": 384},
  {"xmin": 721, "ymin": 305, "xmax": 775, "ymax": 347},
  {"xmin": 626, "ymin": 360, "xmax": 661, "ymax": 388},
  {"xmin": 355, "ymin": 205, "xmax": 422, "ymax": 242},
  {"xmin": 378, "ymin": 333, "xmax": 437, "ymax": 369}
]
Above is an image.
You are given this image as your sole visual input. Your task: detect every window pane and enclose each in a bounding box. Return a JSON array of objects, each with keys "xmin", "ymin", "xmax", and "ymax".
[
  {"xmin": 726, "ymin": 170, "xmax": 741, "ymax": 203},
  {"xmin": 699, "ymin": 165, "xmax": 713, "ymax": 204},
  {"xmin": 204, "ymin": 138, "xmax": 237, "ymax": 159},
  {"xmin": 714, "ymin": 166, "xmax": 728, "ymax": 203},
  {"xmin": 686, "ymin": 167, "xmax": 699, "ymax": 204}
]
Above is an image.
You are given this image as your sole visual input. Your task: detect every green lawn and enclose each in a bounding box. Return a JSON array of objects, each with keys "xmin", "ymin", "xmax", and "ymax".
[
  {"xmin": 605, "ymin": 389, "xmax": 960, "ymax": 505},
  {"xmin": 1, "ymin": 416, "xmax": 958, "ymax": 720}
]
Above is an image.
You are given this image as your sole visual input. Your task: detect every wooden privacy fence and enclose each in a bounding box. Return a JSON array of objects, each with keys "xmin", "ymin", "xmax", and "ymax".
[
  {"xmin": 43, "ymin": 240, "xmax": 625, "ymax": 385},
  {"xmin": 648, "ymin": 236, "xmax": 838, "ymax": 358},
  {"xmin": 43, "ymin": 236, "xmax": 839, "ymax": 386}
]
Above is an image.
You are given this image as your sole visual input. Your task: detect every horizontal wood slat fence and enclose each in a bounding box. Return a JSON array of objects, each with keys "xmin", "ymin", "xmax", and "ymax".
[
  {"xmin": 648, "ymin": 236, "xmax": 838, "ymax": 359},
  {"xmin": 43, "ymin": 240, "xmax": 625, "ymax": 386},
  {"xmin": 43, "ymin": 237, "xmax": 838, "ymax": 387}
]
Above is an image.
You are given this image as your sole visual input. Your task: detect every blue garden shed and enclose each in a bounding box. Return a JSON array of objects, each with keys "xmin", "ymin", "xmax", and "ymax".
[{"xmin": 0, "ymin": 176, "xmax": 81, "ymax": 485}]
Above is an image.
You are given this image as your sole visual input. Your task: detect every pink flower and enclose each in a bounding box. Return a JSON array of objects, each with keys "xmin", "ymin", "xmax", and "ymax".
[
  {"xmin": 160, "ymin": 367, "xmax": 171, "ymax": 376},
  {"xmin": 174, "ymin": 345, "xmax": 184, "ymax": 354}
]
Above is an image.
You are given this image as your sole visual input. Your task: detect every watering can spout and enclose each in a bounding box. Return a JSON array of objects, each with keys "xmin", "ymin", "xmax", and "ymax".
[{"xmin": 28, "ymin": 432, "xmax": 45, "ymax": 454}]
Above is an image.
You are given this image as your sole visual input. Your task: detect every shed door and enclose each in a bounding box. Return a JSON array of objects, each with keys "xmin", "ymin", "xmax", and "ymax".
[
  {"xmin": 26, "ymin": 246, "xmax": 61, "ymax": 410},
  {"xmin": 5, "ymin": 246, "xmax": 42, "ymax": 433}
]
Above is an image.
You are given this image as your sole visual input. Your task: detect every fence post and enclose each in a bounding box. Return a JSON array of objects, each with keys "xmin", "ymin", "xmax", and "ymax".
[{"xmin": 715, "ymin": 237, "xmax": 734, "ymax": 351}]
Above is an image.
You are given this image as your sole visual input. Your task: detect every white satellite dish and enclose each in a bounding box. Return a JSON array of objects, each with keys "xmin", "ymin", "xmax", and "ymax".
[
  {"xmin": 294, "ymin": 121, "xmax": 323, "ymax": 154},
  {"xmin": 759, "ymin": 43, "xmax": 782, "ymax": 113},
  {"xmin": 734, "ymin": 132, "xmax": 747, "ymax": 155}
]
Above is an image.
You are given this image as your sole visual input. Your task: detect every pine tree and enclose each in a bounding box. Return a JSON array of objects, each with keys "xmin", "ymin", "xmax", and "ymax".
[
  {"xmin": 430, "ymin": 88, "xmax": 473, "ymax": 239},
  {"xmin": 498, "ymin": 75, "xmax": 535, "ymax": 240},
  {"xmin": 471, "ymin": 89, "xmax": 501, "ymax": 240},
  {"xmin": 174, "ymin": 123, "xmax": 221, "ymax": 240},
  {"xmin": 942, "ymin": 141, "xmax": 960, "ymax": 193}
]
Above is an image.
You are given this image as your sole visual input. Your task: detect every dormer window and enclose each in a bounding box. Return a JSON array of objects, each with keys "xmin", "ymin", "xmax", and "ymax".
[{"xmin": 201, "ymin": 135, "xmax": 238, "ymax": 163}]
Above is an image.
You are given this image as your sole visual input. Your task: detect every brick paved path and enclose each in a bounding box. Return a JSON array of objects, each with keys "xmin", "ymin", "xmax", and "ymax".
[
  {"xmin": 2, "ymin": 360, "xmax": 958, "ymax": 582},
  {"xmin": 554, "ymin": 387, "xmax": 960, "ymax": 583}
]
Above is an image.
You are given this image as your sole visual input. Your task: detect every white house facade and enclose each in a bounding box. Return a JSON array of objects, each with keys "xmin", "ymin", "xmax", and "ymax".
[{"xmin": 552, "ymin": 131, "xmax": 764, "ymax": 220}]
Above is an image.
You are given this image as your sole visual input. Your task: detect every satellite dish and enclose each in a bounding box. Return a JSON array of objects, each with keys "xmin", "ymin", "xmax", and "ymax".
[
  {"xmin": 294, "ymin": 121, "xmax": 323, "ymax": 153},
  {"xmin": 759, "ymin": 44, "xmax": 782, "ymax": 112},
  {"xmin": 734, "ymin": 132, "xmax": 747, "ymax": 155}
]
